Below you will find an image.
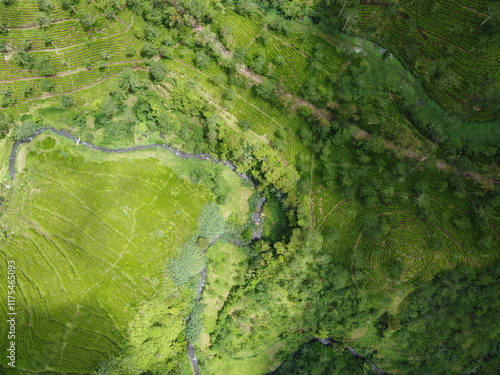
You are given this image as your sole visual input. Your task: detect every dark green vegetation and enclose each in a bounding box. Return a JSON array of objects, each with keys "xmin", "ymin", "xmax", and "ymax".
[{"xmin": 0, "ymin": 0, "xmax": 498, "ymax": 374}]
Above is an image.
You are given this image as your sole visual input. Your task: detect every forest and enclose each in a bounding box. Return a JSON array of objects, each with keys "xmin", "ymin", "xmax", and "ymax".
[{"xmin": 0, "ymin": 0, "xmax": 498, "ymax": 374}]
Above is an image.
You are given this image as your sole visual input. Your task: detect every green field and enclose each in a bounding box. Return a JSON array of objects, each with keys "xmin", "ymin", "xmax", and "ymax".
[
  {"xmin": 0, "ymin": 0, "xmax": 498, "ymax": 373},
  {"xmin": 0, "ymin": 132, "xmax": 252, "ymax": 374}
]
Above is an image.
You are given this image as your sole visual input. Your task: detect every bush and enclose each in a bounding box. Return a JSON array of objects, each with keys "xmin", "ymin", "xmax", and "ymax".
[
  {"xmin": 1, "ymin": 88, "xmax": 16, "ymax": 107},
  {"xmin": 140, "ymin": 42, "xmax": 157, "ymax": 58},
  {"xmin": 0, "ymin": 114, "xmax": 11, "ymax": 139},
  {"xmin": 60, "ymin": 94, "xmax": 74, "ymax": 108},
  {"xmin": 194, "ymin": 51, "xmax": 211, "ymax": 70},
  {"xmin": 0, "ymin": 22, "xmax": 8, "ymax": 36},
  {"xmin": 186, "ymin": 301, "xmax": 205, "ymax": 344},
  {"xmin": 299, "ymin": 106, "xmax": 313, "ymax": 117},
  {"xmin": 125, "ymin": 46, "xmax": 135, "ymax": 57},
  {"xmin": 23, "ymin": 86, "xmax": 34, "ymax": 97},
  {"xmin": 238, "ymin": 119, "xmax": 252, "ymax": 131},
  {"xmin": 38, "ymin": 0, "xmax": 54, "ymax": 12},
  {"xmin": 159, "ymin": 46, "xmax": 173, "ymax": 59},
  {"xmin": 148, "ymin": 61, "xmax": 167, "ymax": 82},
  {"xmin": 40, "ymin": 79, "xmax": 55, "ymax": 92},
  {"xmin": 35, "ymin": 56, "xmax": 56, "ymax": 76},
  {"xmin": 84, "ymin": 58, "xmax": 93, "ymax": 70},
  {"xmin": 36, "ymin": 12, "xmax": 52, "ymax": 29},
  {"xmin": 12, "ymin": 121, "xmax": 40, "ymax": 140},
  {"xmin": 255, "ymin": 78, "xmax": 276, "ymax": 100},
  {"xmin": 41, "ymin": 33, "xmax": 52, "ymax": 46},
  {"xmin": 14, "ymin": 51, "xmax": 34, "ymax": 70},
  {"xmin": 167, "ymin": 238, "xmax": 206, "ymax": 285},
  {"xmin": 197, "ymin": 203, "xmax": 227, "ymax": 239},
  {"xmin": 61, "ymin": 0, "xmax": 79, "ymax": 14}
]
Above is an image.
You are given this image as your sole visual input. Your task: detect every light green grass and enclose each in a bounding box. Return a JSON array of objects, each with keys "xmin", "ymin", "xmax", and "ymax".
[
  {"xmin": 200, "ymin": 242, "xmax": 246, "ymax": 344},
  {"xmin": 0, "ymin": 132, "xmax": 251, "ymax": 374}
]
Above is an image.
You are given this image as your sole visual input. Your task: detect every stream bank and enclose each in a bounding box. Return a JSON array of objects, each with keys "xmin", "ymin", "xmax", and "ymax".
[{"xmin": 8, "ymin": 127, "xmax": 251, "ymax": 181}]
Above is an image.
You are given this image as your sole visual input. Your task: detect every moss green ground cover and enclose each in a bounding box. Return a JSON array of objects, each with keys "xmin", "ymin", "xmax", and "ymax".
[
  {"xmin": 0, "ymin": 132, "xmax": 251, "ymax": 374},
  {"xmin": 0, "ymin": 0, "xmax": 497, "ymax": 373}
]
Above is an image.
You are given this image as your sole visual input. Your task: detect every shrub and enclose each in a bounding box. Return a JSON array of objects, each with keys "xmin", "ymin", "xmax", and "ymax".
[
  {"xmin": 0, "ymin": 114, "xmax": 11, "ymax": 139},
  {"xmin": 140, "ymin": 43, "xmax": 157, "ymax": 58},
  {"xmin": 238, "ymin": 119, "xmax": 252, "ymax": 131},
  {"xmin": 61, "ymin": 0, "xmax": 79, "ymax": 14},
  {"xmin": 12, "ymin": 121, "xmax": 40, "ymax": 140},
  {"xmin": 36, "ymin": 12, "xmax": 53, "ymax": 29},
  {"xmin": 23, "ymin": 86, "xmax": 34, "ymax": 97},
  {"xmin": 186, "ymin": 301, "xmax": 205, "ymax": 344},
  {"xmin": 0, "ymin": 22, "xmax": 8, "ymax": 36},
  {"xmin": 255, "ymin": 79, "xmax": 276, "ymax": 100},
  {"xmin": 299, "ymin": 106, "xmax": 313, "ymax": 117},
  {"xmin": 41, "ymin": 79, "xmax": 55, "ymax": 92},
  {"xmin": 84, "ymin": 58, "xmax": 93, "ymax": 70},
  {"xmin": 194, "ymin": 51, "xmax": 211, "ymax": 70},
  {"xmin": 37, "ymin": 0, "xmax": 54, "ymax": 12},
  {"xmin": 159, "ymin": 46, "xmax": 173, "ymax": 59},
  {"xmin": 167, "ymin": 238, "xmax": 206, "ymax": 285},
  {"xmin": 148, "ymin": 61, "xmax": 167, "ymax": 82},
  {"xmin": 41, "ymin": 33, "xmax": 52, "ymax": 46},
  {"xmin": 125, "ymin": 46, "xmax": 135, "ymax": 57},
  {"xmin": 197, "ymin": 203, "xmax": 227, "ymax": 239},
  {"xmin": 1, "ymin": 88, "xmax": 16, "ymax": 107},
  {"xmin": 35, "ymin": 56, "xmax": 56, "ymax": 76},
  {"xmin": 60, "ymin": 95, "xmax": 74, "ymax": 108}
]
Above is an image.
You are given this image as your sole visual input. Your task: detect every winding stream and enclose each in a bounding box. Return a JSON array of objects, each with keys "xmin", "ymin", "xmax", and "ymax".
[
  {"xmin": 266, "ymin": 338, "xmax": 387, "ymax": 375},
  {"xmin": 8, "ymin": 127, "xmax": 251, "ymax": 181}
]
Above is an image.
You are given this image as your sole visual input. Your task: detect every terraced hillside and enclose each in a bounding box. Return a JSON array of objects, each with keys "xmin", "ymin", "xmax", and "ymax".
[
  {"xmin": 0, "ymin": 0, "xmax": 497, "ymax": 374},
  {"xmin": 339, "ymin": 0, "xmax": 500, "ymax": 121},
  {"xmin": 0, "ymin": 0, "xmax": 146, "ymax": 108}
]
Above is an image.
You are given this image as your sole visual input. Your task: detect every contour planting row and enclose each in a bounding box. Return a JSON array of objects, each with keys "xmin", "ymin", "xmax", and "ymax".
[
  {"xmin": 213, "ymin": 10, "xmax": 262, "ymax": 50},
  {"xmin": 5, "ymin": 19, "xmax": 93, "ymax": 51},
  {"xmin": 0, "ymin": 0, "xmax": 98, "ymax": 28},
  {"xmin": 357, "ymin": 2, "xmax": 499, "ymax": 120},
  {"xmin": 169, "ymin": 55, "xmax": 309, "ymax": 162},
  {"xmin": 0, "ymin": 1, "xmax": 65, "ymax": 27},
  {"xmin": 358, "ymin": 211, "xmax": 441, "ymax": 288},
  {"xmin": 0, "ymin": 63, "xmax": 141, "ymax": 104}
]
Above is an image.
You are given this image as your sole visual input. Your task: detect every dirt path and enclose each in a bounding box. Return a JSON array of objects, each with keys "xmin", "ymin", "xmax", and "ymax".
[
  {"xmin": 6, "ymin": 18, "xmax": 76, "ymax": 30},
  {"xmin": 0, "ymin": 57, "xmax": 152, "ymax": 84},
  {"xmin": 235, "ymin": 56, "xmax": 499, "ymax": 186}
]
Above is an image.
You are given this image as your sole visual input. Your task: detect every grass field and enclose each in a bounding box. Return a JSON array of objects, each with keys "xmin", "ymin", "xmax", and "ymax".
[
  {"xmin": 0, "ymin": 132, "xmax": 251, "ymax": 374},
  {"xmin": 0, "ymin": 1, "xmax": 497, "ymax": 373}
]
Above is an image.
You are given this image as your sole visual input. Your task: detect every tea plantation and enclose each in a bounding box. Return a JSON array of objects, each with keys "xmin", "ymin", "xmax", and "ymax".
[{"xmin": 0, "ymin": 0, "xmax": 498, "ymax": 374}]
